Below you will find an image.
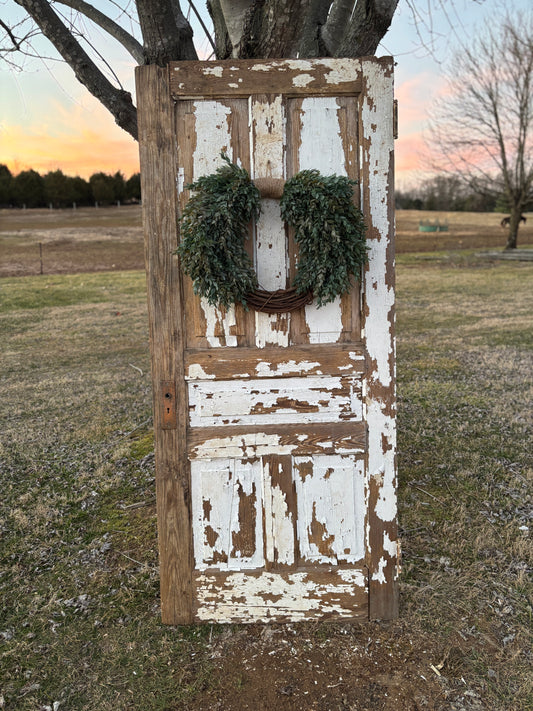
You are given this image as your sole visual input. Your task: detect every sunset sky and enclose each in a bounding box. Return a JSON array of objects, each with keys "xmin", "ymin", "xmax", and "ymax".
[{"xmin": 1, "ymin": 0, "xmax": 528, "ymax": 188}]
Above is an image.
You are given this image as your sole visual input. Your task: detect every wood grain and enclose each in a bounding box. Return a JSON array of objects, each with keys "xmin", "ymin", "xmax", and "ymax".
[{"xmin": 136, "ymin": 64, "xmax": 194, "ymax": 624}]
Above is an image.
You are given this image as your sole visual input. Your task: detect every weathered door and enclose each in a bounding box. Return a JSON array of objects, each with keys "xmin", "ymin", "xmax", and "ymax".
[{"xmin": 136, "ymin": 58, "xmax": 398, "ymax": 624}]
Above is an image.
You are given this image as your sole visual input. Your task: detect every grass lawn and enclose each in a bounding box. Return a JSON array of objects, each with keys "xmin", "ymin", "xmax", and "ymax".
[{"xmin": 0, "ymin": 255, "xmax": 531, "ymax": 710}]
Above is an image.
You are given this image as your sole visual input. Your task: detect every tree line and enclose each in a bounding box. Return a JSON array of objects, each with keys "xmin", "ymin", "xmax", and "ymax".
[
  {"xmin": 0, "ymin": 165, "xmax": 141, "ymax": 209},
  {"xmin": 395, "ymin": 175, "xmax": 523, "ymax": 214}
]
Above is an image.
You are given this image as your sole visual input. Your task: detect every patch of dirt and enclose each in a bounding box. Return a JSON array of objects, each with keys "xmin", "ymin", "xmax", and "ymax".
[{"xmin": 175, "ymin": 621, "xmax": 459, "ymax": 710}]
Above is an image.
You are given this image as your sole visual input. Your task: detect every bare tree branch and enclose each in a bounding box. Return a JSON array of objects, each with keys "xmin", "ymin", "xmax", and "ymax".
[
  {"xmin": 187, "ymin": 0, "xmax": 215, "ymax": 54},
  {"xmin": 0, "ymin": 17, "xmax": 24, "ymax": 50},
  {"xmin": 54, "ymin": 0, "xmax": 144, "ymax": 63},
  {"xmin": 15, "ymin": 0, "xmax": 138, "ymax": 139}
]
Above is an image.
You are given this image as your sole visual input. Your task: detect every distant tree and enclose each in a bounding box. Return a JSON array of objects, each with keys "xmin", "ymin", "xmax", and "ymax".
[
  {"xmin": 0, "ymin": 164, "xmax": 13, "ymax": 206},
  {"xmin": 430, "ymin": 11, "xmax": 533, "ymax": 249},
  {"xmin": 43, "ymin": 169, "xmax": 70, "ymax": 207},
  {"xmin": 68, "ymin": 176, "xmax": 92, "ymax": 206},
  {"xmin": 89, "ymin": 172, "xmax": 116, "ymax": 204},
  {"xmin": 112, "ymin": 171, "xmax": 126, "ymax": 203},
  {"xmin": 12, "ymin": 169, "xmax": 45, "ymax": 207},
  {"xmin": 126, "ymin": 173, "xmax": 141, "ymax": 202}
]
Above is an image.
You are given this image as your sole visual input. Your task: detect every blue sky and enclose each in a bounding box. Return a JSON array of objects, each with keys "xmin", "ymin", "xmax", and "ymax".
[{"xmin": 0, "ymin": 0, "xmax": 527, "ymax": 186}]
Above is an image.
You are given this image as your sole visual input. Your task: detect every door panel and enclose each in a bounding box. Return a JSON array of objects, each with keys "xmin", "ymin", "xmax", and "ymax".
[
  {"xmin": 191, "ymin": 458, "xmax": 264, "ymax": 571},
  {"xmin": 294, "ymin": 454, "xmax": 365, "ymax": 565}
]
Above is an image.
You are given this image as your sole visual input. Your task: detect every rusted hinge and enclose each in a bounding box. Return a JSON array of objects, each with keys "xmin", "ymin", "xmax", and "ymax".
[
  {"xmin": 393, "ymin": 99, "xmax": 398, "ymax": 140},
  {"xmin": 161, "ymin": 380, "xmax": 177, "ymax": 429}
]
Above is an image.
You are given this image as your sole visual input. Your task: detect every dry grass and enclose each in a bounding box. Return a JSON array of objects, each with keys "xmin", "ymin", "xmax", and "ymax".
[
  {"xmin": 1, "ymin": 206, "xmax": 533, "ymax": 280},
  {"xmin": 0, "ymin": 220, "xmax": 531, "ymax": 709},
  {"xmin": 396, "ymin": 210, "xmax": 533, "ymax": 253}
]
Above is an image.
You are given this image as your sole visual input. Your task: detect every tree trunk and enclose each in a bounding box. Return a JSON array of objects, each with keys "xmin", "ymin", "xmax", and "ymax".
[
  {"xmin": 136, "ymin": 0, "xmax": 197, "ymax": 64},
  {"xmin": 505, "ymin": 205, "xmax": 522, "ymax": 249}
]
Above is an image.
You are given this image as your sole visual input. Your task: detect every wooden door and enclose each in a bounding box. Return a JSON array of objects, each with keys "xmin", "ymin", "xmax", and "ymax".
[{"xmin": 136, "ymin": 58, "xmax": 398, "ymax": 624}]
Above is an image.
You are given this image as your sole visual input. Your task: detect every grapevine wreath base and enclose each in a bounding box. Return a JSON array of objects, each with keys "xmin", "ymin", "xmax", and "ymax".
[{"xmin": 177, "ymin": 155, "xmax": 367, "ymax": 313}]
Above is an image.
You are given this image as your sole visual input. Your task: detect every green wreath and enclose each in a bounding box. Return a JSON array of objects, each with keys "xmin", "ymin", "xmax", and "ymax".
[{"xmin": 177, "ymin": 155, "xmax": 367, "ymax": 312}]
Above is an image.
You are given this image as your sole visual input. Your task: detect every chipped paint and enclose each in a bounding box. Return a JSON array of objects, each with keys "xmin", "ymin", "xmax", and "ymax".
[
  {"xmin": 202, "ymin": 65, "xmax": 224, "ymax": 77},
  {"xmin": 254, "ymin": 359, "xmax": 322, "ymax": 378},
  {"xmin": 251, "ymin": 94, "xmax": 289, "ymax": 348},
  {"xmin": 187, "ymin": 363, "xmax": 216, "ymax": 380},
  {"xmin": 191, "ymin": 458, "xmax": 264, "ymax": 571},
  {"xmin": 263, "ymin": 458, "xmax": 295, "ymax": 566},
  {"xmin": 383, "ymin": 531, "xmax": 397, "ymax": 558},
  {"xmin": 292, "ymin": 73, "xmax": 314, "ymax": 88},
  {"xmin": 324, "ymin": 59, "xmax": 363, "ymax": 85},
  {"xmin": 188, "ymin": 375, "xmax": 362, "ymax": 427},
  {"xmin": 192, "ymin": 101, "xmax": 232, "ymax": 178},
  {"xmin": 295, "ymin": 455, "xmax": 365, "ymax": 564},
  {"xmin": 372, "ymin": 557, "xmax": 388, "ymax": 584},
  {"xmin": 361, "ymin": 61, "xmax": 397, "ymax": 535},
  {"xmin": 195, "ymin": 568, "xmax": 367, "ymax": 623},
  {"xmin": 199, "ymin": 297, "xmax": 238, "ymax": 348},
  {"xmin": 304, "ymin": 297, "xmax": 344, "ymax": 344}
]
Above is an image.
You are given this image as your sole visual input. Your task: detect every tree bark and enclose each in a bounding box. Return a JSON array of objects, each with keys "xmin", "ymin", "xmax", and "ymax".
[
  {"xmin": 136, "ymin": 0, "xmax": 197, "ymax": 64},
  {"xmin": 207, "ymin": 0, "xmax": 232, "ymax": 59},
  {"xmin": 333, "ymin": 0, "xmax": 399, "ymax": 57},
  {"xmin": 15, "ymin": 0, "xmax": 138, "ymax": 139}
]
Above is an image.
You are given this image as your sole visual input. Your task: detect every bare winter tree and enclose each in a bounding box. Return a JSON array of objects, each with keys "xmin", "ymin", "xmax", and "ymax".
[
  {"xmin": 2, "ymin": 0, "xmax": 403, "ymax": 142},
  {"xmin": 429, "ymin": 11, "xmax": 533, "ymax": 249}
]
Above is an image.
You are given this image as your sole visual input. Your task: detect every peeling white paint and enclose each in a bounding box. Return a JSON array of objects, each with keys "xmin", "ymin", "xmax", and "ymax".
[
  {"xmin": 292, "ymin": 73, "xmax": 314, "ymax": 87},
  {"xmin": 367, "ymin": 399, "xmax": 396, "ymax": 522},
  {"xmin": 304, "ymin": 298, "xmax": 344, "ymax": 344},
  {"xmin": 298, "ymin": 97, "xmax": 345, "ymax": 175},
  {"xmin": 295, "ymin": 455, "xmax": 365, "ymax": 564},
  {"xmin": 251, "ymin": 63, "xmax": 273, "ymax": 72},
  {"xmin": 372, "ymin": 557, "xmax": 388, "ymax": 585},
  {"xmin": 383, "ymin": 531, "xmax": 397, "ymax": 558},
  {"xmin": 251, "ymin": 95, "xmax": 290, "ymax": 348},
  {"xmin": 324, "ymin": 59, "xmax": 362, "ymax": 86},
  {"xmin": 195, "ymin": 568, "xmax": 366, "ymax": 622},
  {"xmin": 192, "ymin": 101, "xmax": 233, "ymax": 179},
  {"xmin": 254, "ymin": 359, "xmax": 322, "ymax": 378},
  {"xmin": 191, "ymin": 458, "xmax": 264, "ymax": 571},
  {"xmin": 200, "ymin": 297, "xmax": 238, "ymax": 349},
  {"xmin": 177, "ymin": 167, "xmax": 185, "ymax": 194},
  {"xmin": 202, "ymin": 66, "xmax": 224, "ymax": 77},
  {"xmin": 188, "ymin": 375, "xmax": 362, "ymax": 427},
  {"xmin": 187, "ymin": 363, "xmax": 216, "ymax": 380},
  {"xmin": 263, "ymin": 461, "xmax": 295, "ymax": 566}
]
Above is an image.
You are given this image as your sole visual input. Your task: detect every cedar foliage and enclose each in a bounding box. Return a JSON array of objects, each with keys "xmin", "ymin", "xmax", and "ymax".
[{"xmin": 281, "ymin": 170, "xmax": 367, "ymax": 305}]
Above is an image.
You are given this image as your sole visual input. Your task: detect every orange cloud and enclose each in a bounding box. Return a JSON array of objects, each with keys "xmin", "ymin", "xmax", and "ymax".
[{"xmin": 1, "ymin": 101, "xmax": 139, "ymax": 178}]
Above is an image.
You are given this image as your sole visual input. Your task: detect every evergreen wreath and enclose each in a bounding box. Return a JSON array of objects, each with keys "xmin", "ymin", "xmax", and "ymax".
[
  {"xmin": 177, "ymin": 155, "xmax": 367, "ymax": 312},
  {"xmin": 177, "ymin": 155, "xmax": 260, "ymax": 309}
]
